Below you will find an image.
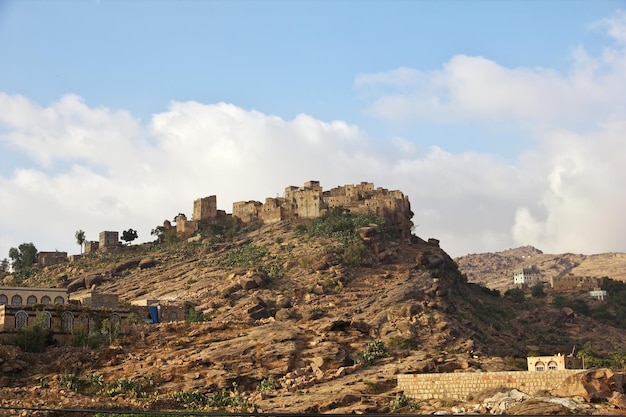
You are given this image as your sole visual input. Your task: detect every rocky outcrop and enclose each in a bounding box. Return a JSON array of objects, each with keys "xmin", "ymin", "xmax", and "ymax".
[{"xmin": 552, "ymin": 368, "xmax": 623, "ymax": 402}]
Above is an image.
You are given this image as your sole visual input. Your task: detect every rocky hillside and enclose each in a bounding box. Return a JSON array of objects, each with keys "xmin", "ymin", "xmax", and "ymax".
[
  {"xmin": 456, "ymin": 245, "xmax": 626, "ymax": 292},
  {"xmin": 2, "ymin": 217, "xmax": 626, "ymax": 415}
]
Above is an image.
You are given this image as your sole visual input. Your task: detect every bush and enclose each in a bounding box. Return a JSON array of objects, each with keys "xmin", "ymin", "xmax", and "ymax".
[
  {"xmin": 342, "ymin": 243, "xmax": 373, "ymax": 266},
  {"xmin": 360, "ymin": 340, "xmax": 390, "ymax": 366}
]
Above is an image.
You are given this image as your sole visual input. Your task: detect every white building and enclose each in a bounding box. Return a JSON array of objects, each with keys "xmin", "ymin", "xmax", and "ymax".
[{"xmin": 513, "ymin": 266, "xmax": 542, "ymax": 286}]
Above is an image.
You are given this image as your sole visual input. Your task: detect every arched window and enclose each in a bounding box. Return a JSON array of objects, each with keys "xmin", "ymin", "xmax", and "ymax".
[
  {"xmin": 11, "ymin": 295, "xmax": 22, "ymax": 306},
  {"xmin": 54, "ymin": 296, "xmax": 65, "ymax": 304},
  {"xmin": 41, "ymin": 296, "xmax": 51, "ymax": 304},
  {"xmin": 15, "ymin": 310, "xmax": 28, "ymax": 329},
  {"xmin": 0, "ymin": 294, "xmax": 7, "ymax": 305},
  {"xmin": 535, "ymin": 361, "xmax": 545, "ymax": 371},
  {"xmin": 77, "ymin": 314, "xmax": 88, "ymax": 330},
  {"xmin": 168, "ymin": 311, "xmax": 178, "ymax": 322},
  {"xmin": 548, "ymin": 361, "xmax": 558, "ymax": 370},
  {"xmin": 39, "ymin": 311, "xmax": 52, "ymax": 329},
  {"xmin": 110, "ymin": 313, "xmax": 121, "ymax": 325},
  {"xmin": 27, "ymin": 295, "xmax": 37, "ymax": 305},
  {"xmin": 62, "ymin": 311, "xmax": 74, "ymax": 332}
]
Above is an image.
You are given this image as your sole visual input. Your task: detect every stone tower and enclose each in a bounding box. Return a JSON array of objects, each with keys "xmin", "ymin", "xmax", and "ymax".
[{"xmin": 193, "ymin": 196, "xmax": 217, "ymax": 221}]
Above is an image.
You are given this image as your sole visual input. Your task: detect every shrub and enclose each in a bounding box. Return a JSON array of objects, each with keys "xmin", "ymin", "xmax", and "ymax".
[
  {"xmin": 58, "ymin": 373, "xmax": 81, "ymax": 392},
  {"xmin": 257, "ymin": 376, "xmax": 279, "ymax": 392},
  {"xmin": 342, "ymin": 243, "xmax": 373, "ymax": 266},
  {"xmin": 360, "ymin": 340, "xmax": 390, "ymax": 366},
  {"xmin": 388, "ymin": 336, "xmax": 418, "ymax": 350}
]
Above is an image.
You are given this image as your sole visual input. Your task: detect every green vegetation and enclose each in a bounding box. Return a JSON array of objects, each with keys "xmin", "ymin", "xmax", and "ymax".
[
  {"xmin": 360, "ymin": 339, "xmax": 390, "ymax": 366},
  {"xmin": 257, "ymin": 376, "xmax": 279, "ymax": 392},
  {"xmin": 75, "ymin": 229, "xmax": 86, "ymax": 254},
  {"xmin": 184, "ymin": 302, "xmax": 211, "ymax": 323},
  {"xmin": 168, "ymin": 383, "xmax": 255, "ymax": 411},
  {"xmin": 10, "ymin": 311, "xmax": 55, "ymax": 352},
  {"xmin": 388, "ymin": 336, "xmax": 418, "ymax": 350},
  {"xmin": 7, "ymin": 242, "xmax": 38, "ymax": 282},
  {"xmin": 308, "ymin": 208, "xmax": 386, "ymax": 245},
  {"xmin": 214, "ymin": 243, "xmax": 268, "ymax": 268},
  {"xmin": 59, "ymin": 372, "xmax": 155, "ymax": 398},
  {"xmin": 121, "ymin": 228, "xmax": 139, "ymax": 245}
]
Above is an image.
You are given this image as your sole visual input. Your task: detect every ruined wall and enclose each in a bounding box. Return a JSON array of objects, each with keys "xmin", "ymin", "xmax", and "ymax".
[
  {"xmin": 37, "ymin": 251, "xmax": 68, "ymax": 268},
  {"xmin": 550, "ymin": 275, "xmax": 606, "ymax": 290},
  {"xmin": 398, "ymin": 370, "xmax": 582, "ymax": 401}
]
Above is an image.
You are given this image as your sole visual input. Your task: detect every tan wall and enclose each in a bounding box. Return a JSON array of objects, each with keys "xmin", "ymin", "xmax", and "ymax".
[
  {"xmin": 99, "ymin": 231, "xmax": 119, "ymax": 248},
  {"xmin": 0, "ymin": 287, "xmax": 68, "ymax": 306},
  {"xmin": 398, "ymin": 370, "xmax": 583, "ymax": 401},
  {"xmin": 71, "ymin": 292, "xmax": 119, "ymax": 309}
]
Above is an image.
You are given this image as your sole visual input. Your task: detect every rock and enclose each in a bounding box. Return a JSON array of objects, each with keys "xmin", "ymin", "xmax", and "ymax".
[
  {"xmin": 139, "ymin": 258, "xmax": 157, "ymax": 270},
  {"xmin": 84, "ymin": 272, "xmax": 103, "ymax": 288},
  {"xmin": 505, "ymin": 398, "xmax": 571, "ymax": 415},
  {"xmin": 552, "ymin": 368, "xmax": 617, "ymax": 402},
  {"xmin": 111, "ymin": 258, "xmax": 141, "ymax": 275},
  {"xmin": 609, "ymin": 391, "xmax": 626, "ymax": 409},
  {"xmin": 66, "ymin": 276, "xmax": 86, "ymax": 292}
]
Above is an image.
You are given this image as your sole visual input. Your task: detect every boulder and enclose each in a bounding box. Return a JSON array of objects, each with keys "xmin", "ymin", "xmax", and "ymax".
[
  {"xmin": 505, "ymin": 398, "xmax": 571, "ymax": 415},
  {"xmin": 139, "ymin": 258, "xmax": 157, "ymax": 270},
  {"xmin": 111, "ymin": 257, "xmax": 141, "ymax": 275},
  {"xmin": 552, "ymin": 368, "xmax": 618, "ymax": 402},
  {"xmin": 66, "ymin": 276, "xmax": 86, "ymax": 292},
  {"xmin": 84, "ymin": 273, "xmax": 103, "ymax": 288}
]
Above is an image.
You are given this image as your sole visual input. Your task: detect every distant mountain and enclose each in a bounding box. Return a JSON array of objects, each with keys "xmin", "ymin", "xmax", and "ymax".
[{"xmin": 456, "ymin": 246, "xmax": 626, "ymax": 292}]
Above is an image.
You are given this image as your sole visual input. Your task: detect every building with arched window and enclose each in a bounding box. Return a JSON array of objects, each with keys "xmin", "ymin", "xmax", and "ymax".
[
  {"xmin": 527, "ymin": 354, "xmax": 582, "ymax": 371},
  {"xmin": 0, "ymin": 287, "xmax": 68, "ymax": 306}
]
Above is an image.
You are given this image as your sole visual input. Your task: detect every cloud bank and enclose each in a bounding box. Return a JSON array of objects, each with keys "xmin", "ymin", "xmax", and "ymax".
[{"xmin": 1, "ymin": 11, "xmax": 625, "ymax": 260}]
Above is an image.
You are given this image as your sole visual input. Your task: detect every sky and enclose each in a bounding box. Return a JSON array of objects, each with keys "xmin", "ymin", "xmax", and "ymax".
[{"xmin": 1, "ymin": 0, "xmax": 625, "ymax": 260}]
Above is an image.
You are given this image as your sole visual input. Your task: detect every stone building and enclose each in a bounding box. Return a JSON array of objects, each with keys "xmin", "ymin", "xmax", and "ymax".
[
  {"xmin": 0, "ymin": 286, "xmax": 133, "ymax": 338},
  {"xmin": 550, "ymin": 274, "xmax": 606, "ymax": 291},
  {"xmin": 513, "ymin": 266, "xmax": 542, "ymax": 287},
  {"xmin": 193, "ymin": 195, "xmax": 217, "ymax": 221},
  {"xmin": 37, "ymin": 251, "xmax": 68, "ymax": 268},
  {"xmin": 527, "ymin": 354, "xmax": 583, "ymax": 371},
  {"xmin": 99, "ymin": 231, "xmax": 120, "ymax": 248},
  {"xmin": 0, "ymin": 286, "xmax": 68, "ymax": 306},
  {"xmin": 232, "ymin": 181, "xmax": 414, "ymax": 238}
]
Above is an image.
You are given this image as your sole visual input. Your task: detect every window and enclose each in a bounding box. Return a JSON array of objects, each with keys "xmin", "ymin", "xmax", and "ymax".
[
  {"xmin": 40, "ymin": 311, "xmax": 52, "ymax": 329},
  {"xmin": 548, "ymin": 361, "xmax": 558, "ymax": 370},
  {"xmin": 77, "ymin": 314, "xmax": 88, "ymax": 330},
  {"xmin": 41, "ymin": 296, "xmax": 51, "ymax": 304},
  {"xmin": 168, "ymin": 311, "xmax": 179, "ymax": 322},
  {"xmin": 54, "ymin": 296, "xmax": 65, "ymax": 304},
  {"xmin": 15, "ymin": 310, "xmax": 28, "ymax": 329},
  {"xmin": 11, "ymin": 295, "xmax": 22, "ymax": 306},
  {"xmin": 62, "ymin": 311, "xmax": 74, "ymax": 332},
  {"xmin": 535, "ymin": 361, "xmax": 545, "ymax": 371},
  {"xmin": 27, "ymin": 295, "xmax": 37, "ymax": 305},
  {"xmin": 0, "ymin": 294, "xmax": 7, "ymax": 305},
  {"xmin": 110, "ymin": 313, "xmax": 121, "ymax": 326}
]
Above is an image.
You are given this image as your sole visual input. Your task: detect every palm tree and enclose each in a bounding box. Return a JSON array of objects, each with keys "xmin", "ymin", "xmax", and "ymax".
[{"xmin": 75, "ymin": 230, "xmax": 86, "ymax": 254}]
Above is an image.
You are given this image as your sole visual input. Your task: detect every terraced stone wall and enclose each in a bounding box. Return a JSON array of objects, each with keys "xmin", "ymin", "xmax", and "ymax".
[{"xmin": 398, "ymin": 370, "xmax": 582, "ymax": 400}]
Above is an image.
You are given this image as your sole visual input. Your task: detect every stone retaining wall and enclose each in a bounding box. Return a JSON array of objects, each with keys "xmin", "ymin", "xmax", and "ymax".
[{"xmin": 398, "ymin": 370, "xmax": 583, "ymax": 400}]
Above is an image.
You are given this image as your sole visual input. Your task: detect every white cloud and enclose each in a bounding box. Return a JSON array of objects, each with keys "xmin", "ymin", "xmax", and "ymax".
[
  {"xmin": 1, "ymin": 11, "xmax": 626, "ymax": 261},
  {"xmin": 355, "ymin": 12, "xmax": 626, "ymax": 131}
]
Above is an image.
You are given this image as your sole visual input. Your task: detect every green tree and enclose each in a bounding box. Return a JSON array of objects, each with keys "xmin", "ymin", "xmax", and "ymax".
[
  {"xmin": 121, "ymin": 228, "xmax": 138, "ymax": 245},
  {"xmin": 504, "ymin": 287, "xmax": 525, "ymax": 303},
  {"xmin": 151, "ymin": 226, "xmax": 165, "ymax": 243},
  {"xmin": 530, "ymin": 283, "xmax": 546, "ymax": 298},
  {"xmin": 8, "ymin": 242, "xmax": 38, "ymax": 271},
  {"xmin": 75, "ymin": 230, "xmax": 86, "ymax": 254},
  {"xmin": 0, "ymin": 258, "xmax": 8, "ymax": 274}
]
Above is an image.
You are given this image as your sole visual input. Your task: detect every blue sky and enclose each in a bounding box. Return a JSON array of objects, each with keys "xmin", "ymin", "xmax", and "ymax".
[{"xmin": 1, "ymin": 0, "xmax": 626, "ymax": 260}]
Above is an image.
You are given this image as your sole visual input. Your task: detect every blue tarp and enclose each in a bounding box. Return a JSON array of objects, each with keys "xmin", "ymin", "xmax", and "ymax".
[{"xmin": 148, "ymin": 305, "xmax": 159, "ymax": 323}]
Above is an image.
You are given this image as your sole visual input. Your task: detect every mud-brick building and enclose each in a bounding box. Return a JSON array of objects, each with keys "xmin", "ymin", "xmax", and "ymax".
[
  {"xmin": 0, "ymin": 287, "xmax": 135, "ymax": 338},
  {"xmin": 232, "ymin": 181, "xmax": 414, "ymax": 238},
  {"xmin": 0, "ymin": 286, "xmax": 68, "ymax": 306},
  {"xmin": 37, "ymin": 251, "xmax": 68, "ymax": 268},
  {"xmin": 550, "ymin": 274, "xmax": 606, "ymax": 291},
  {"xmin": 527, "ymin": 354, "xmax": 582, "ymax": 371}
]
